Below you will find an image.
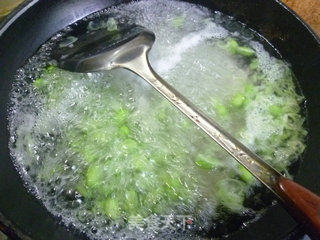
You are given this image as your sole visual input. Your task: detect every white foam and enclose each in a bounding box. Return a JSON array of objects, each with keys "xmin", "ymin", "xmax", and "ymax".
[
  {"xmin": 250, "ymin": 41, "xmax": 287, "ymax": 82},
  {"xmin": 155, "ymin": 22, "xmax": 228, "ymax": 73}
]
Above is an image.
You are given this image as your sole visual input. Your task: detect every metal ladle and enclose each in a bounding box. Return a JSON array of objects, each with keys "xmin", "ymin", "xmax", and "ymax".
[{"xmin": 54, "ymin": 24, "xmax": 320, "ymax": 239}]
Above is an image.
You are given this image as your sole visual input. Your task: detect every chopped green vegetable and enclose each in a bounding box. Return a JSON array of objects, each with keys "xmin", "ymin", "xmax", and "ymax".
[
  {"xmin": 195, "ymin": 154, "xmax": 222, "ymax": 170},
  {"xmin": 45, "ymin": 65, "xmax": 56, "ymax": 73},
  {"xmin": 216, "ymin": 179, "xmax": 246, "ymax": 211},
  {"xmin": 269, "ymin": 105, "xmax": 284, "ymax": 118},
  {"xmin": 33, "ymin": 77, "xmax": 45, "ymax": 89},
  {"xmin": 120, "ymin": 125, "xmax": 130, "ymax": 137},
  {"xmin": 106, "ymin": 17, "xmax": 118, "ymax": 32},
  {"xmin": 249, "ymin": 59, "xmax": 259, "ymax": 70},
  {"xmin": 236, "ymin": 46, "xmax": 255, "ymax": 57},
  {"xmin": 114, "ymin": 108, "xmax": 128, "ymax": 125},
  {"xmin": 87, "ymin": 18, "xmax": 118, "ymax": 32},
  {"xmin": 171, "ymin": 15, "xmax": 186, "ymax": 28},
  {"xmin": 103, "ymin": 198, "xmax": 121, "ymax": 219},
  {"xmin": 244, "ymin": 84, "xmax": 255, "ymax": 95},
  {"xmin": 231, "ymin": 93, "xmax": 246, "ymax": 108},
  {"xmin": 238, "ymin": 165, "xmax": 255, "ymax": 183},
  {"xmin": 215, "ymin": 103, "xmax": 229, "ymax": 117},
  {"xmin": 195, "ymin": 159, "xmax": 214, "ymax": 169},
  {"xmin": 225, "ymin": 38, "xmax": 239, "ymax": 54},
  {"xmin": 86, "ymin": 164, "xmax": 104, "ymax": 188},
  {"xmin": 224, "ymin": 38, "xmax": 255, "ymax": 57}
]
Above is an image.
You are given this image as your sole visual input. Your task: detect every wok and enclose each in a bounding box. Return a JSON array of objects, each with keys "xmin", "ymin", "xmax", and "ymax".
[{"xmin": 0, "ymin": 0, "xmax": 320, "ymax": 239}]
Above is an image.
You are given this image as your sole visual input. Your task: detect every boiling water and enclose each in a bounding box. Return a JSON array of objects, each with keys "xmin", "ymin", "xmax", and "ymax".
[{"xmin": 9, "ymin": 0, "xmax": 307, "ymax": 239}]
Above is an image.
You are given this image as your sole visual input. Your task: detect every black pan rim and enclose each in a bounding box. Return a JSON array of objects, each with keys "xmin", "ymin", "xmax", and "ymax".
[
  {"xmin": 0, "ymin": 0, "xmax": 319, "ymax": 239},
  {"xmin": 272, "ymin": 0, "xmax": 320, "ymax": 44},
  {"xmin": 0, "ymin": 0, "xmax": 38, "ymax": 36},
  {"xmin": 1, "ymin": 0, "xmax": 320, "ymax": 44}
]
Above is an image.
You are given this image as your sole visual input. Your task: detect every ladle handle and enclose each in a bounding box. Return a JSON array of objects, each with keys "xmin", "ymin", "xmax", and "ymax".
[
  {"xmin": 121, "ymin": 49, "xmax": 283, "ymax": 191},
  {"xmin": 276, "ymin": 177, "xmax": 320, "ymax": 239},
  {"xmin": 121, "ymin": 51, "xmax": 320, "ymax": 239}
]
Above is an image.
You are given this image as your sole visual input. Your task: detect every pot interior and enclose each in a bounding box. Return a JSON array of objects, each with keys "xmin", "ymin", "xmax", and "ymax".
[{"xmin": 0, "ymin": 0, "xmax": 319, "ymax": 240}]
